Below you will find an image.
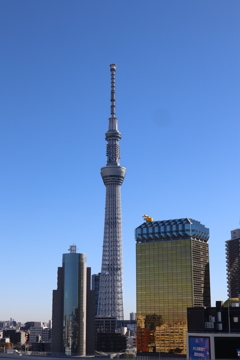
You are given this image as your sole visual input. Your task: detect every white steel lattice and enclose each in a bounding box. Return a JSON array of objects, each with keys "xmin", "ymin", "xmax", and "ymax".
[{"xmin": 98, "ymin": 64, "xmax": 126, "ymax": 320}]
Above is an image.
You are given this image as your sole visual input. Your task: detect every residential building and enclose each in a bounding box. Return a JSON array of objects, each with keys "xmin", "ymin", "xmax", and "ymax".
[
  {"xmin": 136, "ymin": 217, "xmax": 210, "ymax": 355},
  {"xmin": 226, "ymin": 229, "xmax": 240, "ymax": 298}
]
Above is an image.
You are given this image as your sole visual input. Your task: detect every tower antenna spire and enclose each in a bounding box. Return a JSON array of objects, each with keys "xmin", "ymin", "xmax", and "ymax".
[
  {"xmin": 98, "ymin": 64, "xmax": 126, "ymax": 320},
  {"xmin": 110, "ymin": 64, "xmax": 117, "ymax": 117}
]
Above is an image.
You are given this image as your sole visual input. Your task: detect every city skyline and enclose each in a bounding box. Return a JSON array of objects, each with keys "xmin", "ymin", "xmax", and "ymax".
[{"xmin": 0, "ymin": 0, "xmax": 239, "ymax": 323}]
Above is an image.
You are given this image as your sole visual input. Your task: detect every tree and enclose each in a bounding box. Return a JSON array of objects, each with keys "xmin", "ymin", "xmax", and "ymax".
[{"xmin": 0, "ymin": 342, "xmax": 12, "ymax": 350}]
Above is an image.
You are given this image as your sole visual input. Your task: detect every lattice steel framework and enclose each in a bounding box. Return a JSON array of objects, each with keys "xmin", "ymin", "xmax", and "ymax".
[{"xmin": 98, "ymin": 64, "xmax": 126, "ymax": 320}]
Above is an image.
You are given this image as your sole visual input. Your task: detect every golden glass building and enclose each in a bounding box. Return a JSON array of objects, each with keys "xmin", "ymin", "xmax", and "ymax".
[{"xmin": 136, "ymin": 218, "xmax": 210, "ymax": 355}]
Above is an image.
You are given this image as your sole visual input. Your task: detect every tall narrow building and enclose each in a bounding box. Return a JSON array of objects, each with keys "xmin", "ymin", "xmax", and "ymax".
[
  {"xmin": 62, "ymin": 246, "xmax": 87, "ymax": 356},
  {"xmin": 92, "ymin": 273, "xmax": 101, "ymax": 316},
  {"xmin": 97, "ymin": 64, "xmax": 126, "ymax": 320},
  {"xmin": 52, "ymin": 245, "xmax": 91, "ymax": 356},
  {"xmin": 226, "ymin": 228, "xmax": 240, "ymax": 298},
  {"xmin": 136, "ymin": 218, "xmax": 210, "ymax": 355}
]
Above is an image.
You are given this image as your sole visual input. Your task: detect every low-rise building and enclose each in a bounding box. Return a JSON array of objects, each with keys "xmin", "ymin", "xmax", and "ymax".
[
  {"xmin": 2, "ymin": 330, "xmax": 26, "ymax": 345},
  {"xmin": 29, "ymin": 326, "xmax": 51, "ymax": 343},
  {"xmin": 127, "ymin": 336, "xmax": 136, "ymax": 348},
  {"xmin": 31, "ymin": 342, "xmax": 51, "ymax": 352},
  {"xmin": 187, "ymin": 300, "xmax": 240, "ymax": 359},
  {"xmin": 95, "ymin": 316, "xmax": 127, "ymax": 352},
  {"xmin": 20, "ymin": 322, "xmax": 41, "ymax": 331}
]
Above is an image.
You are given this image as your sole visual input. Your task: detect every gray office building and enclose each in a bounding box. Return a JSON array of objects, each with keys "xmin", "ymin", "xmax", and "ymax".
[{"xmin": 52, "ymin": 245, "xmax": 87, "ymax": 356}]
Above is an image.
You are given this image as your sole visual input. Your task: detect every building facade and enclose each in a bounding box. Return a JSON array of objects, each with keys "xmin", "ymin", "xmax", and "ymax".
[
  {"xmin": 95, "ymin": 316, "xmax": 127, "ymax": 352},
  {"xmin": 2, "ymin": 330, "xmax": 26, "ymax": 345},
  {"xmin": 20, "ymin": 322, "xmax": 41, "ymax": 331},
  {"xmin": 98, "ymin": 64, "xmax": 126, "ymax": 320},
  {"xmin": 92, "ymin": 273, "xmax": 101, "ymax": 316},
  {"xmin": 29, "ymin": 326, "xmax": 51, "ymax": 343},
  {"xmin": 187, "ymin": 299, "xmax": 240, "ymax": 334},
  {"xmin": 136, "ymin": 218, "xmax": 210, "ymax": 355},
  {"xmin": 52, "ymin": 245, "xmax": 87, "ymax": 356},
  {"xmin": 226, "ymin": 229, "xmax": 240, "ymax": 298}
]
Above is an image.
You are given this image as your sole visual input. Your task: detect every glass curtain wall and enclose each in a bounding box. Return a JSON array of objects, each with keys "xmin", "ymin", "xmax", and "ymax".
[
  {"xmin": 137, "ymin": 239, "xmax": 192, "ymax": 354},
  {"xmin": 136, "ymin": 219, "xmax": 210, "ymax": 355},
  {"xmin": 63, "ymin": 253, "xmax": 86, "ymax": 355}
]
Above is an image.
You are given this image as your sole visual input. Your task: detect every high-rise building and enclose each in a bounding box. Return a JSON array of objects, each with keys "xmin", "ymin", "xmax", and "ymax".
[
  {"xmin": 97, "ymin": 64, "xmax": 126, "ymax": 320},
  {"xmin": 226, "ymin": 228, "xmax": 240, "ymax": 299},
  {"xmin": 86, "ymin": 268, "xmax": 96, "ymax": 355},
  {"xmin": 135, "ymin": 218, "xmax": 210, "ymax": 355},
  {"xmin": 92, "ymin": 273, "xmax": 101, "ymax": 316},
  {"xmin": 52, "ymin": 245, "xmax": 87, "ymax": 356}
]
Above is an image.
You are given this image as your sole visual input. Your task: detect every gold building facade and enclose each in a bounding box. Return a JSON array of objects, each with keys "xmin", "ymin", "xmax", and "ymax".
[{"xmin": 136, "ymin": 218, "xmax": 210, "ymax": 355}]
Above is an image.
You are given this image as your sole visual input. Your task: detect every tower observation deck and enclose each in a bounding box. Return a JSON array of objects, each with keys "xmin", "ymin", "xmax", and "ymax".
[{"xmin": 97, "ymin": 64, "xmax": 126, "ymax": 320}]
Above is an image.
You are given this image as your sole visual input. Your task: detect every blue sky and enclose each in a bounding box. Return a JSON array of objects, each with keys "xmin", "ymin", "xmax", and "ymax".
[{"xmin": 0, "ymin": 0, "xmax": 239, "ymax": 323}]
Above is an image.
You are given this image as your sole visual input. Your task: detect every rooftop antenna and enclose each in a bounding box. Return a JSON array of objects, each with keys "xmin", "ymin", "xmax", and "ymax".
[
  {"xmin": 68, "ymin": 245, "xmax": 77, "ymax": 253},
  {"xmin": 110, "ymin": 64, "xmax": 117, "ymax": 117}
]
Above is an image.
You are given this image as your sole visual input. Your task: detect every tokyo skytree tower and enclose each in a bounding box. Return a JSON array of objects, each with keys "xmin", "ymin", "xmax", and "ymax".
[{"xmin": 97, "ymin": 64, "xmax": 126, "ymax": 320}]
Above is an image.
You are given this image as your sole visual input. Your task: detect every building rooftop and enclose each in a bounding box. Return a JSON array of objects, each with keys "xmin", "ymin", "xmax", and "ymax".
[{"xmin": 135, "ymin": 218, "xmax": 209, "ymax": 243}]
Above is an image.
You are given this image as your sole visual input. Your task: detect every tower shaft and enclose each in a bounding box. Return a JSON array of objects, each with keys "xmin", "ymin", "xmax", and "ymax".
[{"xmin": 98, "ymin": 64, "xmax": 126, "ymax": 320}]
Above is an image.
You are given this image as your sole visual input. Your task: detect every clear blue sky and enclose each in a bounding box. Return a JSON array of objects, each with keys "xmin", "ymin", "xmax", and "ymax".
[{"xmin": 0, "ymin": 0, "xmax": 239, "ymax": 323}]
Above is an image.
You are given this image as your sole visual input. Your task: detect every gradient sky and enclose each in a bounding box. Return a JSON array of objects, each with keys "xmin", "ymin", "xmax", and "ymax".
[{"xmin": 0, "ymin": 0, "xmax": 239, "ymax": 323}]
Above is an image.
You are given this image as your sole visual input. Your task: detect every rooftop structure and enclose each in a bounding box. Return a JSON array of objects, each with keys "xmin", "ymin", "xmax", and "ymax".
[{"xmin": 135, "ymin": 218, "xmax": 209, "ymax": 242}]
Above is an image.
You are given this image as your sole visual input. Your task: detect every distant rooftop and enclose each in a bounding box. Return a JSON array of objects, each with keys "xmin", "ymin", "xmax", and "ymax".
[
  {"xmin": 135, "ymin": 218, "xmax": 209, "ymax": 243},
  {"xmin": 229, "ymin": 228, "xmax": 240, "ymax": 240}
]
